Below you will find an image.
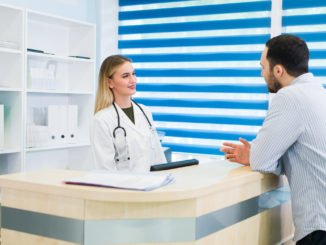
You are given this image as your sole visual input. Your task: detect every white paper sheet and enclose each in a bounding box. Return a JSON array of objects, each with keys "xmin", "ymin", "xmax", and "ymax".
[{"xmin": 64, "ymin": 170, "xmax": 174, "ymax": 191}]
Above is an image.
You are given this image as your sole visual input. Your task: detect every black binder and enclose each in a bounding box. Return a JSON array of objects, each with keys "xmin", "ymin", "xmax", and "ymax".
[{"xmin": 150, "ymin": 159, "xmax": 199, "ymax": 171}]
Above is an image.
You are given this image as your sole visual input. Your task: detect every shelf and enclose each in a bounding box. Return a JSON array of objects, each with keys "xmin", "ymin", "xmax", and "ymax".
[
  {"xmin": 28, "ymin": 9, "xmax": 95, "ymax": 28},
  {"xmin": 26, "ymin": 89, "xmax": 93, "ymax": 95},
  {"xmin": 0, "ymin": 148, "xmax": 21, "ymax": 155},
  {"xmin": 0, "ymin": 88, "xmax": 22, "ymax": 92},
  {"xmin": 26, "ymin": 142, "xmax": 91, "ymax": 152},
  {"xmin": 0, "ymin": 4, "xmax": 95, "ymax": 174},
  {"xmin": 27, "ymin": 10, "xmax": 95, "ymax": 60},
  {"xmin": 27, "ymin": 52, "xmax": 95, "ymax": 92},
  {"xmin": 0, "ymin": 47, "xmax": 22, "ymax": 54},
  {"xmin": 27, "ymin": 51, "xmax": 94, "ymax": 63}
]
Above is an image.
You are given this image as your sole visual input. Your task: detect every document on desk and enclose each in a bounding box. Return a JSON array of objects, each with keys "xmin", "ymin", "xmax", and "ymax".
[{"xmin": 64, "ymin": 170, "xmax": 174, "ymax": 191}]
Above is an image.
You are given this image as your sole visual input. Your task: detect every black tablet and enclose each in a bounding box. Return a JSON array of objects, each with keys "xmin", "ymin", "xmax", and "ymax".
[{"xmin": 150, "ymin": 159, "xmax": 199, "ymax": 171}]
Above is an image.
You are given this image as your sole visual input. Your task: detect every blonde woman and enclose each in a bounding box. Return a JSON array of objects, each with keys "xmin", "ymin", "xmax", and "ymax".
[{"xmin": 92, "ymin": 55, "xmax": 166, "ymax": 171}]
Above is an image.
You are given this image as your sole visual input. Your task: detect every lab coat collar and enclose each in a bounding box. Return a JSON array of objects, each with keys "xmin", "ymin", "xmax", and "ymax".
[{"xmin": 113, "ymin": 102, "xmax": 150, "ymax": 136}]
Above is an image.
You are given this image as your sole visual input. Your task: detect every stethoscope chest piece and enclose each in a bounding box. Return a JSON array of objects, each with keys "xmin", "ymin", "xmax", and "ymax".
[
  {"xmin": 112, "ymin": 100, "xmax": 155, "ymax": 167},
  {"xmin": 113, "ymin": 126, "xmax": 131, "ymax": 167}
]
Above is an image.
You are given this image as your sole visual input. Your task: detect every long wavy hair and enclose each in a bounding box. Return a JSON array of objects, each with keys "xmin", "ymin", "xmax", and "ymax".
[{"xmin": 94, "ymin": 55, "xmax": 131, "ymax": 114}]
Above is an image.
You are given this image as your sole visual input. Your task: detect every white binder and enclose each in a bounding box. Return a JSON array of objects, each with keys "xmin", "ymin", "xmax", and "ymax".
[
  {"xmin": 67, "ymin": 105, "xmax": 78, "ymax": 144},
  {"xmin": 0, "ymin": 104, "xmax": 4, "ymax": 150},
  {"xmin": 58, "ymin": 105, "xmax": 68, "ymax": 145},
  {"xmin": 48, "ymin": 105, "xmax": 60, "ymax": 145}
]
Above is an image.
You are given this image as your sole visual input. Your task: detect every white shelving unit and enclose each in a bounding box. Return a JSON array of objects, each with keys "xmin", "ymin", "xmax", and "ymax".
[
  {"xmin": 0, "ymin": 4, "xmax": 24, "ymax": 175},
  {"xmin": 0, "ymin": 4, "xmax": 96, "ymax": 174}
]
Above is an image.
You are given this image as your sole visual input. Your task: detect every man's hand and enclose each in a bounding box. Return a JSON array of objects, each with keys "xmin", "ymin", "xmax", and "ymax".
[{"xmin": 220, "ymin": 138, "xmax": 251, "ymax": 165}]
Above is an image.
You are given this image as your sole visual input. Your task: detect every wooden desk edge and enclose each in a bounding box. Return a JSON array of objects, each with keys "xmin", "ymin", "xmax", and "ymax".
[{"xmin": 0, "ymin": 166, "xmax": 279, "ymax": 203}]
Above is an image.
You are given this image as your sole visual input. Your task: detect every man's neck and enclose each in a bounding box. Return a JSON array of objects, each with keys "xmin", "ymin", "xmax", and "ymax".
[{"xmin": 281, "ymin": 74, "xmax": 296, "ymax": 88}]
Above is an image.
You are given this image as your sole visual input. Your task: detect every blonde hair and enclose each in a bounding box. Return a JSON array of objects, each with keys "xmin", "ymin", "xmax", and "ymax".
[{"xmin": 94, "ymin": 55, "xmax": 131, "ymax": 114}]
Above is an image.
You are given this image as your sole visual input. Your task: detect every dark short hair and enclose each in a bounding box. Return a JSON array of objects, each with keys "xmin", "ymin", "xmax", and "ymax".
[{"xmin": 265, "ymin": 34, "xmax": 309, "ymax": 77}]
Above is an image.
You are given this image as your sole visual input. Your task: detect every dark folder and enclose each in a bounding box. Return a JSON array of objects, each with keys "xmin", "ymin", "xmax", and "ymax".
[{"xmin": 150, "ymin": 159, "xmax": 199, "ymax": 171}]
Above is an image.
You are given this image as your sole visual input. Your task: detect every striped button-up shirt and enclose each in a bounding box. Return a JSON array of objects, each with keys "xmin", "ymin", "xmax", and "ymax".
[{"xmin": 250, "ymin": 73, "xmax": 326, "ymax": 241}]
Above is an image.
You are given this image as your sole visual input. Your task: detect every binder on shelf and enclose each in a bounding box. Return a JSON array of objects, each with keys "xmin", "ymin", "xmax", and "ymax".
[
  {"xmin": 26, "ymin": 107, "xmax": 51, "ymax": 147},
  {"xmin": 32, "ymin": 107, "xmax": 47, "ymax": 126},
  {"xmin": 48, "ymin": 105, "xmax": 79, "ymax": 146},
  {"xmin": 67, "ymin": 105, "xmax": 78, "ymax": 144},
  {"xmin": 26, "ymin": 124, "xmax": 51, "ymax": 148},
  {"xmin": 0, "ymin": 104, "xmax": 4, "ymax": 150},
  {"xmin": 48, "ymin": 105, "xmax": 60, "ymax": 145},
  {"xmin": 58, "ymin": 105, "xmax": 68, "ymax": 145}
]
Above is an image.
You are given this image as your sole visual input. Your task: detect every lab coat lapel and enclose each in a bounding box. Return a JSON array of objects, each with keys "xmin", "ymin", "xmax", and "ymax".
[
  {"xmin": 115, "ymin": 103, "xmax": 147, "ymax": 136},
  {"xmin": 133, "ymin": 103, "xmax": 150, "ymax": 135}
]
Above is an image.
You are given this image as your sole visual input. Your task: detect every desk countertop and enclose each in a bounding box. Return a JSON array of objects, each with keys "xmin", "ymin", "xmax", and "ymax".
[{"xmin": 0, "ymin": 160, "xmax": 278, "ymax": 202}]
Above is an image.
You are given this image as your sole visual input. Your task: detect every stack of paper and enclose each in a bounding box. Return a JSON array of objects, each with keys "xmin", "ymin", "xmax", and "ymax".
[
  {"xmin": 64, "ymin": 171, "xmax": 174, "ymax": 191},
  {"xmin": 28, "ymin": 58, "xmax": 59, "ymax": 90}
]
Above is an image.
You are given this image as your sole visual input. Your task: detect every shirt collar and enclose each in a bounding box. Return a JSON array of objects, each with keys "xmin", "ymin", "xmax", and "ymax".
[{"xmin": 290, "ymin": 72, "xmax": 315, "ymax": 86}]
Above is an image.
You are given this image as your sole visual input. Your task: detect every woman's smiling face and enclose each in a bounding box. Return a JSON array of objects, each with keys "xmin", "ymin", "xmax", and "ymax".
[{"xmin": 108, "ymin": 61, "xmax": 137, "ymax": 99}]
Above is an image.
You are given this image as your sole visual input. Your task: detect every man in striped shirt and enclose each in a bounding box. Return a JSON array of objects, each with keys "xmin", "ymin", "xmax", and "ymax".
[{"xmin": 220, "ymin": 34, "xmax": 326, "ymax": 244}]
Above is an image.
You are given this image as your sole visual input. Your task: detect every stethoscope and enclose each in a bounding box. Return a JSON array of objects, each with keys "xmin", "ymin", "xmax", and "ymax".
[{"xmin": 112, "ymin": 99, "xmax": 155, "ymax": 165}]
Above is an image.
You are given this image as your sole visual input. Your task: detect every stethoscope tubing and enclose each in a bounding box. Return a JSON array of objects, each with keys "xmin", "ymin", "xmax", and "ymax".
[{"xmin": 112, "ymin": 99, "xmax": 152, "ymax": 138}]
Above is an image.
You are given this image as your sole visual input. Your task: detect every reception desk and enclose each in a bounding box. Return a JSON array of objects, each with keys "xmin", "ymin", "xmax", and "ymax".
[{"xmin": 0, "ymin": 160, "xmax": 294, "ymax": 245}]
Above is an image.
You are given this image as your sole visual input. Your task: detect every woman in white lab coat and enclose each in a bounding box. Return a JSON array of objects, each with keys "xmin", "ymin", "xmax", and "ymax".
[{"xmin": 92, "ymin": 55, "xmax": 166, "ymax": 171}]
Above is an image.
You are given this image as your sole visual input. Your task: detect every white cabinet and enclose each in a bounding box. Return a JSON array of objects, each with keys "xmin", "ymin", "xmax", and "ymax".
[{"xmin": 0, "ymin": 4, "xmax": 96, "ymax": 174}]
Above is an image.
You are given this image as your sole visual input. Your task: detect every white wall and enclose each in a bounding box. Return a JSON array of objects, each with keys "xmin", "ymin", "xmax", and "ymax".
[
  {"xmin": 0, "ymin": 0, "xmax": 96, "ymax": 23},
  {"xmin": 97, "ymin": 0, "xmax": 119, "ymax": 64}
]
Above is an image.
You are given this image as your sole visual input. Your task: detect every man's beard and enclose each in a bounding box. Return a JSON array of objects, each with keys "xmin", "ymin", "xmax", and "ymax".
[{"xmin": 267, "ymin": 73, "xmax": 282, "ymax": 93}]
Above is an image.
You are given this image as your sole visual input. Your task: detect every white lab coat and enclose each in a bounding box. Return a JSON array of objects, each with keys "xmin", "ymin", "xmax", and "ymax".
[{"xmin": 91, "ymin": 102, "xmax": 166, "ymax": 172}]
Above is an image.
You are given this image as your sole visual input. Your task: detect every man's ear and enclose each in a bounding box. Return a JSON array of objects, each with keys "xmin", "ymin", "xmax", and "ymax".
[{"xmin": 273, "ymin": 64, "xmax": 284, "ymax": 79}]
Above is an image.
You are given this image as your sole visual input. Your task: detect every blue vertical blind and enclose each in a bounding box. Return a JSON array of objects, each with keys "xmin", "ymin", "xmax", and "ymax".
[
  {"xmin": 283, "ymin": 0, "xmax": 326, "ymax": 80},
  {"xmin": 118, "ymin": 0, "xmax": 271, "ymax": 156}
]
